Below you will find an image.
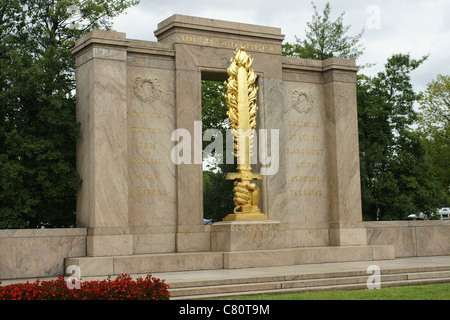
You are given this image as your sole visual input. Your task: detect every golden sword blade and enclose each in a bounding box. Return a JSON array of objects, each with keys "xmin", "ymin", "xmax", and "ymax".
[{"xmin": 223, "ymin": 49, "xmax": 268, "ymax": 221}]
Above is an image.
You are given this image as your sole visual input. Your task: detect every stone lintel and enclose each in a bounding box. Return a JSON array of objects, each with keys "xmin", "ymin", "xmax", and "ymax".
[{"xmin": 155, "ymin": 14, "xmax": 285, "ymax": 43}]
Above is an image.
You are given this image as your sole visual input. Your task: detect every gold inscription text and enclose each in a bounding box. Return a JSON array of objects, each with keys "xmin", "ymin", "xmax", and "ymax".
[
  {"xmin": 138, "ymin": 173, "xmax": 158, "ymax": 180},
  {"xmin": 130, "ymin": 189, "xmax": 167, "ymax": 197},
  {"xmin": 133, "ymin": 127, "xmax": 163, "ymax": 134},
  {"xmin": 181, "ymin": 34, "xmax": 277, "ymax": 53},
  {"xmin": 291, "ymin": 176, "xmax": 320, "ymax": 182},
  {"xmin": 232, "ymin": 224, "xmax": 280, "ymax": 231},
  {"xmin": 133, "ymin": 111, "xmax": 164, "ymax": 119},
  {"xmin": 288, "ymin": 121, "xmax": 319, "ymax": 127},
  {"xmin": 289, "ymin": 135, "xmax": 319, "ymax": 141},
  {"xmin": 290, "ymin": 189, "xmax": 323, "ymax": 196},
  {"xmin": 133, "ymin": 158, "xmax": 163, "ymax": 165},
  {"xmin": 296, "ymin": 162, "xmax": 316, "ymax": 168},
  {"xmin": 286, "ymin": 148, "xmax": 323, "ymax": 155}
]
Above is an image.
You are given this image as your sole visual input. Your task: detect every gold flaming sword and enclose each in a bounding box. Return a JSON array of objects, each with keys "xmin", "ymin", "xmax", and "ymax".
[{"xmin": 223, "ymin": 49, "xmax": 269, "ymax": 221}]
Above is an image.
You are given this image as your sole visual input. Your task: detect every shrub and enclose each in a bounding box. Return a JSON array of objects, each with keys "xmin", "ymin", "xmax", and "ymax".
[{"xmin": 0, "ymin": 274, "xmax": 170, "ymax": 300}]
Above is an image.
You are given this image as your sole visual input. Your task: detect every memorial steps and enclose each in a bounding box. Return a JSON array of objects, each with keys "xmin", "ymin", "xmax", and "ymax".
[
  {"xmin": 165, "ymin": 260, "xmax": 450, "ymax": 299},
  {"xmin": 63, "ymin": 255, "xmax": 450, "ymax": 300}
]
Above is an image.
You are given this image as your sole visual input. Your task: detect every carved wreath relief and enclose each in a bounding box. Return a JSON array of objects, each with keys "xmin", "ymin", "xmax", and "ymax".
[
  {"xmin": 133, "ymin": 77, "xmax": 161, "ymax": 103},
  {"xmin": 292, "ymin": 91, "xmax": 315, "ymax": 114}
]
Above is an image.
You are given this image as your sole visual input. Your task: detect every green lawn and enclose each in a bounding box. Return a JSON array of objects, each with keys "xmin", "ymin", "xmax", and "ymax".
[{"xmin": 221, "ymin": 283, "xmax": 450, "ymax": 300}]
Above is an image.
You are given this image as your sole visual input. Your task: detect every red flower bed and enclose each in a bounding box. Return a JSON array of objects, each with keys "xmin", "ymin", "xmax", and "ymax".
[{"xmin": 0, "ymin": 274, "xmax": 170, "ymax": 300}]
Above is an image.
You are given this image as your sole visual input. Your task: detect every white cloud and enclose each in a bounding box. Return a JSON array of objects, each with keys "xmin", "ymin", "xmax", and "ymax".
[{"xmin": 112, "ymin": 0, "xmax": 450, "ymax": 90}]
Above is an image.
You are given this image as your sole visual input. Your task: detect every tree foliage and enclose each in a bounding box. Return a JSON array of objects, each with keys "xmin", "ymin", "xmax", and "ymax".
[
  {"xmin": 417, "ymin": 74, "xmax": 450, "ymax": 205},
  {"xmin": 203, "ymin": 170, "xmax": 234, "ymax": 221},
  {"xmin": 357, "ymin": 54, "xmax": 442, "ymax": 220},
  {"xmin": 0, "ymin": 0, "xmax": 139, "ymax": 228},
  {"xmin": 418, "ymin": 74, "xmax": 450, "ymax": 133},
  {"xmin": 281, "ymin": 1, "xmax": 442, "ymax": 219},
  {"xmin": 201, "ymin": 80, "xmax": 236, "ymax": 220},
  {"xmin": 282, "ymin": 1, "xmax": 364, "ymax": 60}
]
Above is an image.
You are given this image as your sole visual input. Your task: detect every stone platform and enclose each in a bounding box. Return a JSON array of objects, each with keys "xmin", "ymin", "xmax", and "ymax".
[
  {"xmin": 165, "ymin": 256, "xmax": 450, "ymax": 299},
  {"xmin": 65, "ymin": 244, "xmax": 394, "ymax": 277},
  {"xmin": 65, "ymin": 220, "xmax": 394, "ymax": 277}
]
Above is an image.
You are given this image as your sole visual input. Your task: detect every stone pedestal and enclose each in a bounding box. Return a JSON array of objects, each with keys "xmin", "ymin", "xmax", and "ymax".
[{"xmin": 211, "ymin": 220, "xmax": 284, "ymax": 252}]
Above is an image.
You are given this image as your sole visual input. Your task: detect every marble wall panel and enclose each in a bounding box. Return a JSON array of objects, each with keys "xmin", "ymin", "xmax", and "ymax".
[
  {"xmin": 126, "ymin": 66, "xmax": 176, "ymax": 228},
  {"xmin": 365, "ymin": 221, "xmax": 450, "ymax": 257},
  {"xmin": 416, "ymin": 226, "xmax": 449, "ymax": 256},
  {"xmin": 285, "ymin": 228, "xmax": 329, "ymax": 247},
  {"xmin": 0, "ymin": 229, "xmax": 86, "ymax": 280},
  {"xmin": 267, "ymin": 80, "xmax": 328, "ymax": 227},
  {"xmin": 91, "ymin": 58, "xmax": 128, "ymax": 228}
]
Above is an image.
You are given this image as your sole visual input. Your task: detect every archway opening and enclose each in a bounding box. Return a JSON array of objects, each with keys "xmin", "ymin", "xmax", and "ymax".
[{"xmin": 201, "ymin": 72, "xmax": 234, "ymax": 223}]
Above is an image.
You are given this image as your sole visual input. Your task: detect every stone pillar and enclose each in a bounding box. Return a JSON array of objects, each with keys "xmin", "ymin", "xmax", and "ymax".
[
  {"xmin": 155, "ymin": 19, "xmax": 208, "ymax": 252},
  {"xmin": 172, "ymin": 51, "xmax": 206, "ymax": 252},
  {"xmin": 73, "ymin": 30, "xmax": 133, "ymax": 256},
  {"xmin": 323, "ymin": 58, "xmax": 367, "ymax": 246}
]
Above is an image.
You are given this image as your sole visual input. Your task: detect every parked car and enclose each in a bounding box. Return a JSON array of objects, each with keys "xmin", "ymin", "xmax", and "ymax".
[
  {"xmin": 435, "ymin": 207, "xmax": 450, "ymax": 220},
  {"xmin": 405, "ymin": 214, "xmax": 425, "ymax": 220}
]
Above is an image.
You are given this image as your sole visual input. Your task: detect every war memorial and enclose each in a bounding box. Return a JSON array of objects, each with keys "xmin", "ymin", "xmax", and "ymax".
[{"xmin": 0, "ymin": 16, "xmax": 448, "ymax": 296}]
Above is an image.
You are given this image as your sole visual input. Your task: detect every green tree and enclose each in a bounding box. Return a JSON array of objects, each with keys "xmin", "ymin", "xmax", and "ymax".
[
  {"xmin": 201, "ymin": 80, "xmax": 236, "ymax": 220},
  {"xmin": 203, "ymin": 170, "xmax": 234, "ymax": 221},
  {"xmin": 418, "ymin": 74, "xmax": 450, "ymax": 205},
  {"xmin": 0, "ymin": 0, "xmax": 139, "ymax": 228},
  {"xmin": 281, "ymin": 0, "xmax": 441, "ymax": 219},
  {"xmin": 201, "ymin": 81, "xmax": 228, "ymax": 127},
  {"xmin": 201, "ymin": 80, "xmax": 228, "ymax": 156},
  {"xmin": 282, "ymin": 1, "xmax": 364, "ymax": 60},
  {"xmin": 357, "ymin": 54, "xmax": 441, "ymax": 220}
]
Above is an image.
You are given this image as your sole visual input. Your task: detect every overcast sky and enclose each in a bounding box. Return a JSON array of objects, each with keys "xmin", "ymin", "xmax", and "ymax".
[{"xmin": 112, "ymin": 0, "xmax": 450, "ymax": 92}]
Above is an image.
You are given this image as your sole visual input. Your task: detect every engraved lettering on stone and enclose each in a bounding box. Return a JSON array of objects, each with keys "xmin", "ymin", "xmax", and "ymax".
[
  {"xmin": 292, "ymin": 91, "xmax": 315, "ymax": 114},
  {"xmin": 288, "ymin": 121, "xmax": 319, "ymax": 127},
  {"xmin": 133, "ymin": 77, "xmax": 161, "ymax": 103},
  {"xmin": 130, "ymin": 189, "xmax": 167, "ymax": 197}
]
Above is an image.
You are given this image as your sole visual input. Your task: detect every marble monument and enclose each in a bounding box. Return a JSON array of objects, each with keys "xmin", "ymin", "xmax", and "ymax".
[{"xmin": 66, "ymin": 15, "xmax": 394, "ymax": 276}]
